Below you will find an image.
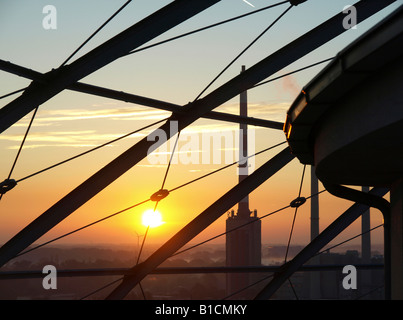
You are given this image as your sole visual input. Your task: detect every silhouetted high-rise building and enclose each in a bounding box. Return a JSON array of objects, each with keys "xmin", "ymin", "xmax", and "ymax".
[{"xmin": 226, "ymin": 66, "xmax": 261, "ymax": 298}]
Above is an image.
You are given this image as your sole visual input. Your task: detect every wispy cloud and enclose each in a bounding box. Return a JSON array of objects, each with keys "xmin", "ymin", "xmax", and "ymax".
[
  {"xmin": 11, "ymin": 107, "xmax": 170, "ymax": 127},
  {"xmin": 37, "ymin": 108, "xmax": 170, "ymax": 123},
  {"xmin": 0, "ymin": 130, "xmax": 146, "ymax": 150},
  {"xmin": 2, "ymin": 101, "xmax": 287, "ymax": 150}
]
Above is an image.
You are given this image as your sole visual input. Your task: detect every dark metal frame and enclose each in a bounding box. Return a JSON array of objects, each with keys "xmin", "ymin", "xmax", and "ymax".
[{"xmin": 0, "ymin": 0, "xmax": 397, "ymax": 300}]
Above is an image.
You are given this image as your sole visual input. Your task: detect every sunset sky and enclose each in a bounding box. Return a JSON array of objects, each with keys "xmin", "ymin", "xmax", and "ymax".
[{"xmin": 0, "ymin": 0, "xmax": 400, "ymax": 258}]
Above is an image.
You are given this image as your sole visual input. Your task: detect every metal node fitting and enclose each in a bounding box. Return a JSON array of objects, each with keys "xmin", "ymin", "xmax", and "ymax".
[
  {"xmin": 290, "ymin": 196, "xmax": 306, "ymax": 208},
  {"xmin": 0, "ymin": 179, "xmax": 17, "ymax": 195},
  {"xmin": 150, "ymin": 189, "xmax": 169, "ymax": 202}
]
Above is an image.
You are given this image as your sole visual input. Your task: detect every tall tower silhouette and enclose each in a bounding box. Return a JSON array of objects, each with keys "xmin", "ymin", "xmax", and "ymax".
[{"xmin": 226, "ymin": 65, "xmax": 262, "ymax": 298}]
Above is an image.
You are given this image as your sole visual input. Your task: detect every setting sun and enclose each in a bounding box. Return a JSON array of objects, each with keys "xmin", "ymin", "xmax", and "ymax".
[{"xmin": 142, "ymin": 209, "xmax": 165, "ymax": 228}]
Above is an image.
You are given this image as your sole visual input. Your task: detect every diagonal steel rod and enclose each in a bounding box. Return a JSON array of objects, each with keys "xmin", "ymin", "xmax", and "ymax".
[
  {"xmin": 0, "ymin": 0, "xmax": 393, "ymax": 268},
  {"xmin": 105, "ymin": 147, "xmax": 294, "ymax": 300},
  {"xmin": 0, "ymin": 0, "xmax": 220, "ymax": 134},
  {"xmin": 254, "ymin": 187, "xmax": 389, "ymax": 300},
  {"xmin": 0, "ymin": 59, "xmax": 283, "ymax": 130}
]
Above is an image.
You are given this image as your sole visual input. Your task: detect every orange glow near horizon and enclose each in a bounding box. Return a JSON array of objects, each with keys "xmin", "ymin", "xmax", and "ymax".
[{"xmin": 142, "ymin": 209, "xmax": 165, "ymax": 228}]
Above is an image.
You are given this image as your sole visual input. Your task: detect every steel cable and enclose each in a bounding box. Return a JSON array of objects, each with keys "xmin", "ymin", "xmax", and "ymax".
[
  {"xmin": 0, "ymin": 107, "xmax": 39, "ymax": 202},
  {"xmin": 15, "ymin": 118, "xmax": 168, "ymax": 183},
  {"xmin": 193, "ymin": 4, "xmax": 293, "ymax": 101},
  {"xmin": 123, "ymin": 1, "xmax": 290, "ymax": 57},
  {"xmin": 60, "ymin": 0, "xmax": 133, "ymax": 67},
  {"xmin": 13, "ymin": 141, "xmax": 287, "ymax": 259}
]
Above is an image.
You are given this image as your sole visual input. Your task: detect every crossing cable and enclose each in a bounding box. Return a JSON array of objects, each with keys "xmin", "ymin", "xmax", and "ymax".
[
  {"xmin": 0, "ymin": 107, "xmax": 39, "ymax": 202},
  {"xmin": 173, "ymin": 205, "xmax": 291, "ymax": 258},
  {"xmin": 172, "ymin": 190, "xmax": 326, "ymax": 258},
  {"xmin": 132, "ymin": 130, "xmax": 181, "ymax": 300},
  {"xmin": 313, "ymin": 223, "xmax": 384, "ymax": 301},
  {"xmin": 0, "ymin": 57, "xmax": 334, "ymax": 109},
  {"xmin": 80, "ymin": 277, "xmax": 124, "ymax": 300},
  {"xmin": 66, "ymin": 137, "xmax": 179, "ymax": 301},
  {"xmin": 288, "ymin": 277, "xmax": 299, "ymax": 300},
  {"xmin": 81, "ymin": 210, "xmax": 380, "ymax": 301},
  {"xmin": 82, "ymin": 195, "xmax": 382, "ymax": 300},
  {"xmin": 2, "ymin": 0, "xmax": 285, "ymax": 291},
  {"xmin": 137, "ymin": 130, "xmax": 181, "ymax": 263},
  {"xmin": 223, "ymin": 218, "xmax": 383, "ymax": 300},
  {"xmin": 11, "ymin": 139, "xmax": 288, "ymax": 299},
  {"xmin": 169, "ymin": 140, "xmax": 287, "ymax": 193},
  {"xmin": 122, "ymin": 1, "xmax": 289, "ymax": 57},
  {"xmin": 159, "ymin": 130, "xmax": 181, "ymax": 199},
  {"xmin": 2, "ymin": 0, "xmax": 134, "ymax": 199},
  {"xmin": 60, "ymin": 0, "xmax": 133, "ymax": 67},
  {"xmin": 99, "ymin": 188, "xmax": 375, "ymax": 301},
  {"xmin": 2, "ymin": 0, "xmax": 133, "ymax": 206},
  {"xmin": 193, "ymin": 3, "xmax": 293, "ymax": 101},
  {"xmin": 13, "ymin": 140, "xmax": 287, "ymax": 259},
  {"xmin": 315, "ymin": 224, "xmax": 384, "ymax": 257},
  {"xmin": 223, "ymin": 205, "xmax": 385, "ymax": 300},
  {"xmin": 14, "ymin": 127, "xmax": 280, "ymax": 186},
  {"xmin": 80, "ymin": 191, "xmax": 322, "ymax": 300},
  {"xmin": 224, "ymin": 224, "xmax": 381, "ymax": 300},
  {"xmin": 0, "ymin": 1, "xmax": 386, "ymax": 298},
  {"xmin": 355, "ymin": 284, "xmax": 384, "ymax": 300}
]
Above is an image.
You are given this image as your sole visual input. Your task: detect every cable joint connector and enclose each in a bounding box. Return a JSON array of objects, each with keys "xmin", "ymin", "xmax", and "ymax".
[
  {"xmin": 0, "ymin": 179, "xmax": 17, "ymax": 195},
  {"xmin": 290, "ymin": 196, "xmax": 306, "ymax": 208},
  {"xmin": 150, "ymin": 189, "xmax": 169, "ymax": 202}
]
